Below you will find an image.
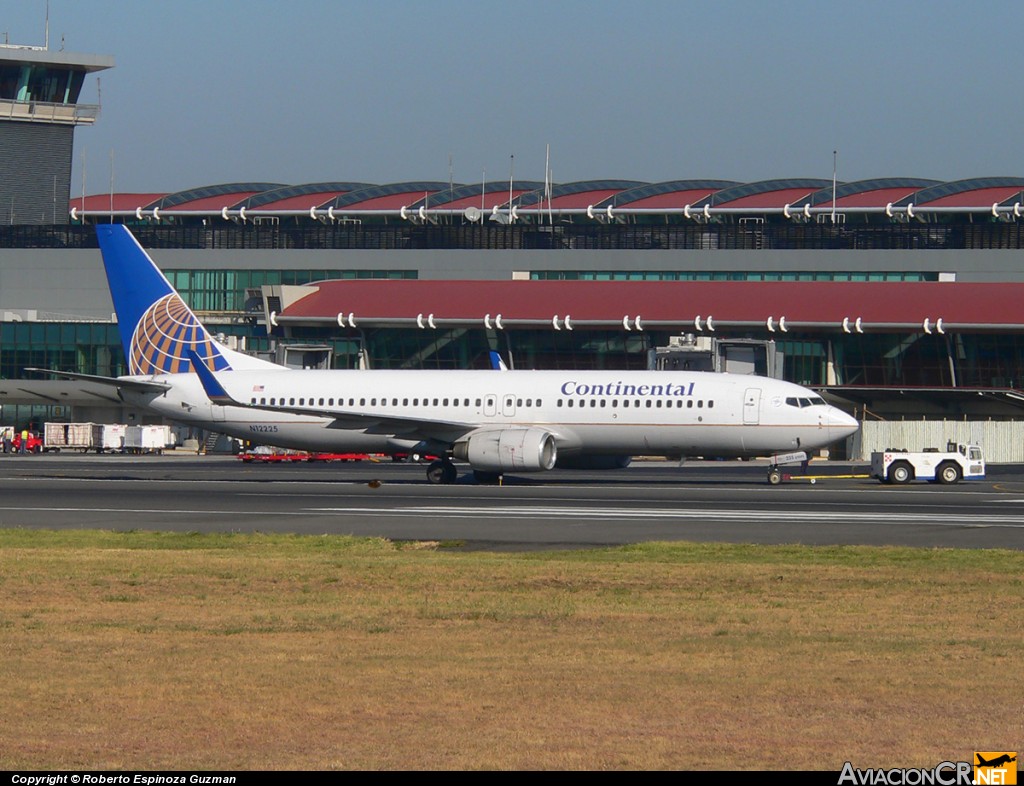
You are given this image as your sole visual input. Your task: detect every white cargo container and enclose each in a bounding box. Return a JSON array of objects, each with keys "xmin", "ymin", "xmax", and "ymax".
[
  {"xmin": 44, "ymin": 422, "xmax": 129, "ymax": 453},
  {"xmin": 98, "ymin": 424, "xmax": 127, "ymax": 452},
  {"xmin": 44, "ymin": 422, "xmax": 97, "ymax": 452},
  {"xmin": 125, "ymin": 425, "xmax": 172, "ymax": 454}
]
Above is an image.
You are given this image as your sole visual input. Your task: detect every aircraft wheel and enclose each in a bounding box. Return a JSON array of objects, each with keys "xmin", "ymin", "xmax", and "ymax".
[
  {"xmin": 767, "ymin": 467, "xmax": 783, "ymax": 486},
  {"xmin": 426, "ymin": 460, "xmax": 458, "ymax": 485},
  {"xmin": 426, "ymin": 461, "xmax": 446, "ymax": 484},
  {"xmin": 889, "ymin": 461, "xmax": 913, "ymax": 485},
  {"xmin": 936, "ymin": 462, "xmax": 962, "ymax": 485}
]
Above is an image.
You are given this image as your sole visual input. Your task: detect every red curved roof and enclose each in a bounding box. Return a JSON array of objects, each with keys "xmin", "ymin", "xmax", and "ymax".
[
  {"xmin": 919, "ymin": 186, "xmax": 1024, "ymax": 208},
  {"xmin": 253, "ymin": 191, "xmax": 352, "ymax": 211},
  {"xmin": 617, "ymin": 189, "xmax": 720, "ymax": 209},
  {"xmin": 544, "ymin": 189, "xmax": 626, "ymax": 208},
  {"xmin": 278, "ymin": 279, "xmax": 1024, "ymax": 329},
  {"xmin": 829, "ymin": 188, "xmax": 920, "ymax": 208},
  {"xmin": 345, "ymin": 191, "xmax": 444, "ymax": 210},
  {"xmin": 71, "ymin": 177, "xmax": 1024, "ymax": 216},
  {"xmin": 169, "ymin": 191, "xmax": 265, "ymax": 211},
  {"xmin": 717, "ymin": 188, "xmax": 821, "ymax": 209},
  {"xmin": 432, "ymin": 190, "xmax": 535, "ymax": 210},
  {"xmin": 73, "ymin": 193, "xmax": 166, "ymax": 212}
]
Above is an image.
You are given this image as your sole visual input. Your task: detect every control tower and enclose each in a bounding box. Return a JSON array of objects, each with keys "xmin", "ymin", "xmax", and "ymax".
[{"xmin": 0, "ymin": 43, "xmax": 113, "ymax": 224}]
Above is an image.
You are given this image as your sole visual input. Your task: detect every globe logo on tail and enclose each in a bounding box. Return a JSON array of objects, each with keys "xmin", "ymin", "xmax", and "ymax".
[{"xmin": 129, "ymin": 293, "xmax": 230, "ymax": 375}]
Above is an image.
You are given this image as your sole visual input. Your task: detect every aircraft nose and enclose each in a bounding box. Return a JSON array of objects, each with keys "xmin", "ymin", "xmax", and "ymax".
[{"xmin": 827, "ymin": 407, "xmax": 860, "ymax": 438}]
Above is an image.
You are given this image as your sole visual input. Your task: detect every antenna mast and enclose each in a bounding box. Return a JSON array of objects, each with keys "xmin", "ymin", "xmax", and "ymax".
[
  {"xmin": 831, "ymin": 149, "xmax": 838, "ymax": 224},
  {"xmin": 545, "ymin": 144, "xmax": 553, "ymax": 225},
  {"xmin": 508, "ymin": 154, "xmax": 514, "ymax": 223},
  {"xmin": 448, "ymin": 153, "xmax": 454, "ymax": 223},
  {"xmin": 81, "ymin": 147, "xmax": 86, "ymax": 220},
  {"xmin": 109, "ymin": 149, "xmax": 114, "ymax": 223}
]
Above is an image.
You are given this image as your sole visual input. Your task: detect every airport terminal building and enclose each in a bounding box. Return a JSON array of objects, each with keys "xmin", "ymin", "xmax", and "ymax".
[{"xmin": 4, "ymin": 40, "xmax": 1024, "ymax": 458}]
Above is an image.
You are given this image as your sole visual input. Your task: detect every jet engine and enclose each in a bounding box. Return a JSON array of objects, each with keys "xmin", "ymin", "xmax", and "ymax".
[{"xmin": 452, "ymin": 427, "xmax": 558, "ymax": 472}]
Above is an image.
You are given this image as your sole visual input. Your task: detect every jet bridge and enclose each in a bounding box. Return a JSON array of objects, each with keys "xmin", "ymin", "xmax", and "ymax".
[{"xmin": 651, "ymin": 335, "xmax": 782, "ymax": 379}]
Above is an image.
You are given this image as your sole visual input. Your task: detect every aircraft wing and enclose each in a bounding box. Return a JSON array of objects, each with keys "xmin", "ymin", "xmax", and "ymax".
[
  {"xmin": 25, "ymin": 368, "xmax": 171, "ymax": 393},
  {"xmin": 185, "ymin": 351, "xmax": 476, "ymax": 442}
]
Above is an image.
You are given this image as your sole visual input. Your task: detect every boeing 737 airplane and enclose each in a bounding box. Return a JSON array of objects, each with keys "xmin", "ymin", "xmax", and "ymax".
[{"xmin": 33, "ymin": 225, "xmax": 859, "ymax": 484}]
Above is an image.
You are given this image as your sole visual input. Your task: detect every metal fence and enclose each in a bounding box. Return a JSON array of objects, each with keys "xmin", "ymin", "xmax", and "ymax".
[{"xmin": 853, "ymin": 419, "xmax": 1024, "ymax": 463}]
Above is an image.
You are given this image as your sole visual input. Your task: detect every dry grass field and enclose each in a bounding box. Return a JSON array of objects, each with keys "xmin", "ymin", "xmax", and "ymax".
[{"xmin": 0, "ymin": 529, "xmax": 1020, "ymax": 770}]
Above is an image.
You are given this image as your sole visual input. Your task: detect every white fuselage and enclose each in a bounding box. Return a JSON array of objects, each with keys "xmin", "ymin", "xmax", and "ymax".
[{"xmin": 122, "ymin": 368, "xmax": 858, "ymax": 460}]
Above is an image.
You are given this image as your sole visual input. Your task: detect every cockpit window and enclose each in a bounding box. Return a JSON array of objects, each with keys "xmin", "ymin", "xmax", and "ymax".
[{"xmin": 787, "ymin": 396, "xmax": 828, "ymax": 408}]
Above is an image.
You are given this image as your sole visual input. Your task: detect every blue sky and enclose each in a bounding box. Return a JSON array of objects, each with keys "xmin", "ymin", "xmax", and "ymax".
[{"xmin": 3, "ymin": 0, "xmax": 1022, "ymax": 194}]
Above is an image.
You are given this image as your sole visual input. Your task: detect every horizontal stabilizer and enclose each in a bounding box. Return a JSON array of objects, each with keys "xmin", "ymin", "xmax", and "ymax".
[{"xmin": 25, "ymin": 367, "xmax": 170, "ymax": 393}]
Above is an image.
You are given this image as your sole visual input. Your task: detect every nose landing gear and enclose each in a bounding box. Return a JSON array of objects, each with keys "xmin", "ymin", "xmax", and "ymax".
[{"xmin": 765, "ymin": 451, "xmax": 809, "ymax": 486}]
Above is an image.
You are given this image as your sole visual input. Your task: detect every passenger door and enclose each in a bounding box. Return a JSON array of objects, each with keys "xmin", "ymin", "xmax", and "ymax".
[{"xmin": 743, "ymin": 387, "xmax": 761, "ymax": 425}]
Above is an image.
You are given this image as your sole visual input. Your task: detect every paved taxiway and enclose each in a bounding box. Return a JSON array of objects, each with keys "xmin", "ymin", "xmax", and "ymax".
[{"xmin": 2, "ymin": 453, "xmax": 1023, "ymax": 550}]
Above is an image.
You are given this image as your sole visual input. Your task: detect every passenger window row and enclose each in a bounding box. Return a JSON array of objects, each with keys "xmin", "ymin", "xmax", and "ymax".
[
  {"xmin": 249, "ymin": 395, "xmax": 715, "ymax": 410},
  {"xmin": 249, "ymin": 396, "xmax": 545, "ymax": 408},
  {"xmin": 557, "ymin": 399, "xmax": 714, "ymax": 409}
]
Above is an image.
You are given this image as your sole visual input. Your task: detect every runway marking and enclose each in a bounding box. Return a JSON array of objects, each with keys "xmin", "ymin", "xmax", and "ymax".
[
  {"xmin": 307, "ymin": 505, "xmax": 1024, "ymax": 528},
  {"xmin": 2, "ymin": 503, "xmax": 1023, "ymax": 528},
  {"xmin": 2, "ymin": 476, "xmax": 1003, "ymax": 496},
  {"xmin": 0, "ymin": 506, "xmax": 331, "ymax": 516}
]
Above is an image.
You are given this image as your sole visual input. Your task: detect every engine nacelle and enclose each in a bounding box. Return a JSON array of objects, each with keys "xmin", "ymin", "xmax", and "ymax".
[{"xmin": 452, "ymin": 427, "xmax": 558, "ymax": 472}]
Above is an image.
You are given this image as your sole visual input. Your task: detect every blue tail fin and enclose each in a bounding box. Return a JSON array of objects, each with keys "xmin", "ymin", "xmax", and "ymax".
[
  {"xmin": 489, "ymin": 351, "xmax": 509, "ymax": 371},
  {"xmin": 186, "ymin": 349, "xmax": 234, "ymax": 404},
  {"xmin": 96, "ymin": 225, "xmax": 232, "ymax": 375}
]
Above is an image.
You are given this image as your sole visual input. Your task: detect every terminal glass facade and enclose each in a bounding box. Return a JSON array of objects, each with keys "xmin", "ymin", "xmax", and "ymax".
[
  {"xmin": 0, "ymin": 322, "xmax": 123, "ymax": 378},
  {"xmin": 8, "ymin": 221, "xmax": 1024, "ymax": 252},
  {"xmin": 282, "ymin": 327, "xmax": 1024, "ymax": 389},
  {"xmin": 7, "ymin": 304, "xmax": 1024, "ymax": 389},
  {"xmin": 284, "ymin": 327, "xmax": 654, "ymax": 371},
  {"xmin": 165, "ymin": 268, "xmax": 416, "ymax": 312}
]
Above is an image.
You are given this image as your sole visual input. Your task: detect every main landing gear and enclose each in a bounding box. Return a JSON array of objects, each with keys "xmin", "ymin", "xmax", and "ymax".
[{"xmin": 426, "ymin": 458, "xmax": 458, "ymax": 485}]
